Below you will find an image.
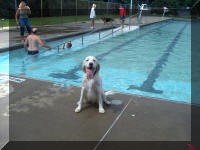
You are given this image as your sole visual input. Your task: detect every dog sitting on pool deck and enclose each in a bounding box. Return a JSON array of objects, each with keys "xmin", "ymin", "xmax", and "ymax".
[{"xmin": 75, "ymin": 56, "xmax": 113, "ymax": 113}]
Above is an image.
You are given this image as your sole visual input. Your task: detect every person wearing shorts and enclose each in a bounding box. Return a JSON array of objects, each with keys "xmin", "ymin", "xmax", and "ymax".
[
  {"xmin": 90, "ymin": 4, "xmax": 96, "ymax": 29},
  {"xmin": 119, "ymin": 5, "xmax": 126, "ymax": 28},
  {"xmin": 24, "ymin": 28, "xmax": 51, "ymax": 55},
  {"xmin": 15, "ymin": 1, "xmax": 32, "ymax": 43}
]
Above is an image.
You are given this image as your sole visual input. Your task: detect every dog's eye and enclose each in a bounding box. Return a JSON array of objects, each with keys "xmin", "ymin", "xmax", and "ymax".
[
  {"xmin": 86, "ymin": 59, "xmax": 89, "ymax": 61},
  {"xmin": 93, "ymin": 59, "xmax": 96, "ymax": 62}
]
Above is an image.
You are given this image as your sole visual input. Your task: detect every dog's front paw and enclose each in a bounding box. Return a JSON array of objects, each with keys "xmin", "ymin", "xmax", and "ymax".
[
  {"xmin": 99, "ymin": 108, "xmax": 105, "ymax": 113},
  {"xmin": 75, "ymin": 107, "xmax": 81, "ymax": 113}
]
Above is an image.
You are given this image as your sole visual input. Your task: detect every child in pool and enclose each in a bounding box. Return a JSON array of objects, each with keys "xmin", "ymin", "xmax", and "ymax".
[{"xmin": 67, "ymin": 40, "xmax": 72, "ymax": 48}]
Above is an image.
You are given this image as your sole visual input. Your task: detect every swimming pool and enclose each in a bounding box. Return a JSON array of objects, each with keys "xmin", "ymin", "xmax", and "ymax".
[{"xmin": 0, "ymin": 19, "xmax": 191, "ymax": 103}]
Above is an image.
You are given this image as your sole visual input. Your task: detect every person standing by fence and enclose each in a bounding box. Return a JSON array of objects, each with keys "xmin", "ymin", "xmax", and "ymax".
[
  {"xmin": 90, "ymin": 4, "xmax": 96, "ymax": 29},
  {"xmin": 119, "ymin": 5, "xmax": 126, "ymax": 28},
  {"xmin": 15, "ymin": 1, "xmax": 32, "ymax": 43}
]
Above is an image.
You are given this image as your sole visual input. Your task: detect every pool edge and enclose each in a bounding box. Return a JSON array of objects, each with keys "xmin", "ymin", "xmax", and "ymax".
[
  {"xmin": 7, "ymin": 73, "xmax": 193, "ymax": 106},
  {"xmin": 0, "ymin": 25, "xmax": 119, "ymax": 53}
]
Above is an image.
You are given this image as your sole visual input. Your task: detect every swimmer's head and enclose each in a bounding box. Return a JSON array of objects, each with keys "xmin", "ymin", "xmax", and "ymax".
[{"xmin": 32, "ymin": 28, "xmax": 38, "ymax": 34}]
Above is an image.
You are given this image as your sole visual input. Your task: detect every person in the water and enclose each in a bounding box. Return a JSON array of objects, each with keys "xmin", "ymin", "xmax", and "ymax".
[
  {"xmin": 24, "ymin": 28, "xmax": 51, "ymax": 55},
  {"xmin": 67, "ymin": 40, "xmax": 72, "ymax": 48}
]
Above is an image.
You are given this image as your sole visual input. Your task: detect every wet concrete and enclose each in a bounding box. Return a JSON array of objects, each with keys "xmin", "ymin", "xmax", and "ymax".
[
  {"xmin": 104, "ymin": 98, "xmax": 190, "ymax": 141},
  {"xmin": 1, "ymin": 16, "xmax": 194, "ymax": 150},
  {"xmin": 1, "ymin": 75, "xmax": 193, "ymax": 150},
  {"xmin": 0, "ymin": 95, "xmax": 9, "ymax": 149},
  {"xmin": 9, "ymin": 77, "xmax": 130, "ymax": 141},
  {"xmin": 0, "ymin": 75, "xmax": 9, "ymax": 149}
]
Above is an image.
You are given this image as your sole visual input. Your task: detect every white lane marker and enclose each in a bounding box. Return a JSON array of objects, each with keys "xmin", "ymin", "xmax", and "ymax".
[
  {"xmin": 53, "ymin": 82, "xmax": 68, "ymax": 88},
  {"xmin": 0, "ymin": 74, "xmax": 26, "ymax": 83},
  {"xmin": 9, "ymin": 76, "xmax": 26, "ymax": 83},
  {"xmin": 93, "ymin": 98, "xmax": 132, "ymax": 150}
]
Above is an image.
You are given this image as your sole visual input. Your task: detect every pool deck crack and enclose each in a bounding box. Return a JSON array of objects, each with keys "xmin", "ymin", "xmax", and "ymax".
[{"xmin": 93, "ymin": 98, "xmax": 132, "ymax": 150}]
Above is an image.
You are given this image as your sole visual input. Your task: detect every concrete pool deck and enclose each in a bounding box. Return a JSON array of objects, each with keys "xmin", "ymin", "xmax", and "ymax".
[
  {"xmin": 1, "ymin": 16, "xmax": 197, "ymax": 149},
  {"xmin": 0, "ymin": 16, "xmax": 170, "ymax": 50},
  {"xmin": 0, "ymin": 74, "xmax": 192, "ymax": 150}
]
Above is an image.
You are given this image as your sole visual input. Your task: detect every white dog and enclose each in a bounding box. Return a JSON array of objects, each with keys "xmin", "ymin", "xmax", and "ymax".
[{"xmin": 75, "ymin": 56, "xmax": 112, "ymax": 113}]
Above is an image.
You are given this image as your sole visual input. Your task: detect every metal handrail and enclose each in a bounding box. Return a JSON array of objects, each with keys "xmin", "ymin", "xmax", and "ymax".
[
  {"xmin": 51, "ymin": 24, "xmax": 116, "ymax": 52},
  {"xmin": 52, "ymin": 13, "xmax": 139, "ymax": 52},
  {"xmin": 99, "ymin": 13, "xmax": 139, "ymax": 40}
]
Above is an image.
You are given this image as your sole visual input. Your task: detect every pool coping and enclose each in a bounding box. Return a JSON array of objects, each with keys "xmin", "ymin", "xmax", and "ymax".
[{"xmin": 8, "ymin": 73, "xmax": 192, "ymax": 106}]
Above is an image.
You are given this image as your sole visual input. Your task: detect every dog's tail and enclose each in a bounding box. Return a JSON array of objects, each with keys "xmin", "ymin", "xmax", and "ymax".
[{"xmin": 105, "ymin": 90, "xmax": 116, "ymax": 96}]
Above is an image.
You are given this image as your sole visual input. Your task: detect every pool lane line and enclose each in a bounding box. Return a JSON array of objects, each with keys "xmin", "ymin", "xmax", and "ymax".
[
  {"xmin": 127, "ymin": 23, "xmax": 188, "ymax": 93},
  {"xmin": 93, "ymin": 98, "xmax": 132, "ymax": 150},
  {"xmin": 49, "ymin": 21, "xmax": 172, "ymax": 80}
]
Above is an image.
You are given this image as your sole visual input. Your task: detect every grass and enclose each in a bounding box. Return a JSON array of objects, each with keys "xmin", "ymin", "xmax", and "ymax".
[
  {"xmin": 1, "ymin": 15, "xmax": 195, "ymax": 27},
  {"xmin": 0, "ymin": 15, "xmax": 119, "ymax": 27},
  {"xmin": 0, "ymin": 19, "xmax": 9, "ymax": 27}
]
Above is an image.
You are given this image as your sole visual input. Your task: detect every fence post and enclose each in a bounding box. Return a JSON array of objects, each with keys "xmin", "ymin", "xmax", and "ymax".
[
  {"xmin": 41, "ymin": 0, "xmax": 43, "ymax": 17},
  {"xmin": 61, "ymin": 0, "xmax": 62, "ymax": 16},
  {"xmin": 106, "ymin": 1, "xmax": 108, "ymax": 15},
  {"xmin": 130, "ymin": 0, "xmax": 132, "ymax": 16},
  {"xmin": 15, "ymin": 0, "xmax": 17, "ymax": 10},
  {"xmin": 76, "ymin": 0, "xmax": 78, "ymax": 22},
  {"xmin": 129, "ymin": 0, "xmax": 132, "ymax": 30},
  {"xmin": 88, "ymin": 1, "xmax": 89, "ymax": 16}
]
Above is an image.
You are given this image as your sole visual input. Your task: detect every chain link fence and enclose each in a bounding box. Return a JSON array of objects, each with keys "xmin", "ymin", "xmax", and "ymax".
[
  {"xmin": 1, "ymin": 0, "xmax": 193, "ymax": 19},
  {"xmin": 6, "ymin": 0, "xmax": 130, "ymax": 19},
  {"xmin": 0, "ymin": 0, "xmax": 193, "ymax": 29}
]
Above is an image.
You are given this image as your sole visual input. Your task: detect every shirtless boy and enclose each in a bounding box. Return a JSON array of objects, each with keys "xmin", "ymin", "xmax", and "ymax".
[{"xmin": 24, "ymin": 28, "xmax": 51, "ymax": 55}]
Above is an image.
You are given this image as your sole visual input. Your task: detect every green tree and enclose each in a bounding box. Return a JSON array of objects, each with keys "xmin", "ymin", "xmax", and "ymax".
[{"xmin": 0, "ymin": 0, "xmax": 15, "ymax": 18}]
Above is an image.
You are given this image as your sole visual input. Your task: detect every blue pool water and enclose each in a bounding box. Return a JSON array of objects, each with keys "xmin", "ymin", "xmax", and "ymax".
[{"xmin": 0, "ymin": 20, "xmax": 191, "ymax": 103}]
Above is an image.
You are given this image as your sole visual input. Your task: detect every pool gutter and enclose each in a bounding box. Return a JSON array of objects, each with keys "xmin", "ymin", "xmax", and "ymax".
[
  {"xmin": 7, "ymin": 73, "xmax": 192, "ymax": 106},
  {"xmin": 139, "ymin": 18, "xmax": 173, "ymax": 28}
]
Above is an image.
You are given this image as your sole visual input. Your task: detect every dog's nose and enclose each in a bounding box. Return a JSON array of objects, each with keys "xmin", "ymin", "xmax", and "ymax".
[{"xmin": 89, "ymin": 62, "xmax": 93, "ymax": 66}]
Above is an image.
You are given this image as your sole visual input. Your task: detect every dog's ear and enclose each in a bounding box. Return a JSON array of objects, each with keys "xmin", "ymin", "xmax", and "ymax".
[{"xmin": 82, "ymin": 61, "xmax": 86, "ymax": 73}]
